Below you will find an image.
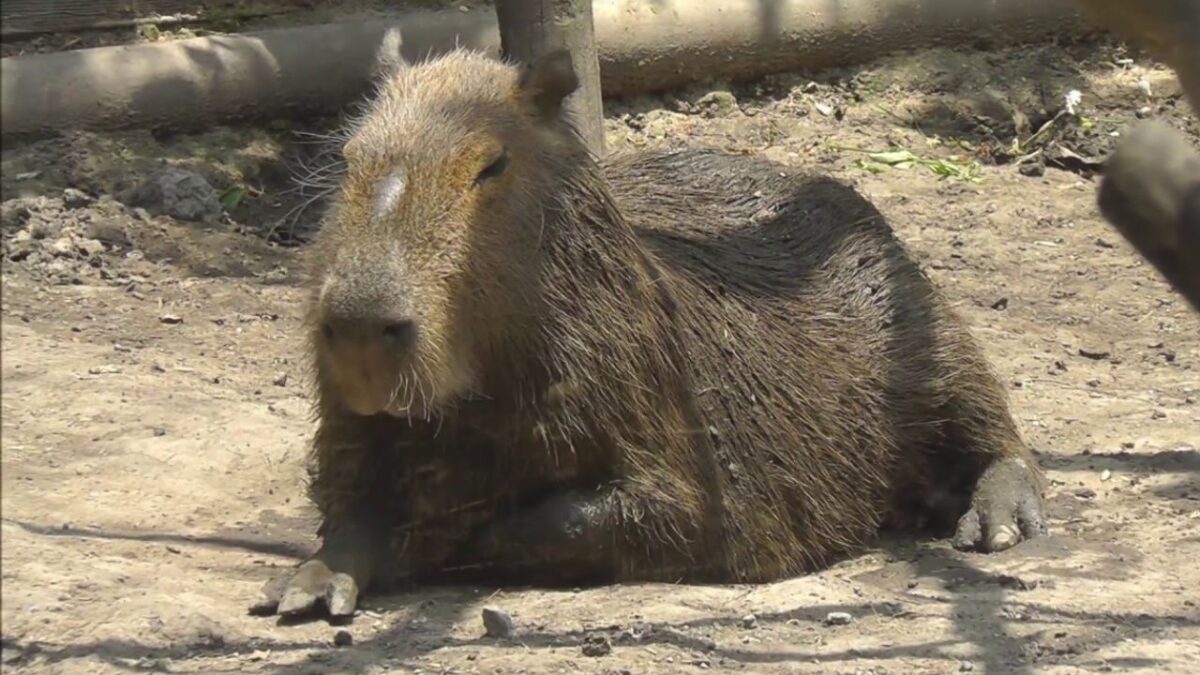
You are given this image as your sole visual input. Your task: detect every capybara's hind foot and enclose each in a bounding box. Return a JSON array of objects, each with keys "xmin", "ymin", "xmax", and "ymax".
[
  {"xmin": 953, "ymin": 457, "xmax": 1047, "ymax": 553},
  {"xmin": 249, "ymin": 559, "xmax": 360, "ymax": 619},
  {"xmin": 465, "ymin": 489, "xmax": 616, "ymax": 583}
]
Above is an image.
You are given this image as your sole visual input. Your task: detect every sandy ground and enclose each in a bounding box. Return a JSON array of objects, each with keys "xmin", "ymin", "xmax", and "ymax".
[{"xmin": 2, "ymin": 40, "xmax": 1200, "ymax": 674}]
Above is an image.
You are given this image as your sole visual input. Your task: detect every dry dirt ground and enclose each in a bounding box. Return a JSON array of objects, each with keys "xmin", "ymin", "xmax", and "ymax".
[{"xmin": 3, "ymin": 40, "xmax": 1200, "ymax": 674}]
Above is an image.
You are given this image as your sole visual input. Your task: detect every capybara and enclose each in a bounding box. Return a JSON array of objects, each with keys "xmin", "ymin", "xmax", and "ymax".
[{"xmin": 251, "ymin": 38, "xmax": 1046, "ymax": 619}]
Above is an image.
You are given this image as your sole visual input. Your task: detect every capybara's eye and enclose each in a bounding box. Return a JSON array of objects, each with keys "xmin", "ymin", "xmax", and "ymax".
[{"xmin": 475, "ymin": 151, "xmax": 510, "ymax": 186}]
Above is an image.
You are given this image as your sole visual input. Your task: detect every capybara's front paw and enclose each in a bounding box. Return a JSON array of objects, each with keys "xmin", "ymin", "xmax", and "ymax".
[
  {"xmin": 953, "ymin": 457, "xmax": 1047, "ymax": 553},
  {"xmin": 248, "ymin": 559, "xmax": 359, "ymax": 619}
]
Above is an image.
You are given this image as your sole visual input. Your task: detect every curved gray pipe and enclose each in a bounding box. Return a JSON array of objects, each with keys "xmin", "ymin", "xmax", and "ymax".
[{"xmin": 1, "ymin": 0, "xmax": 1095, "ymax": 140}]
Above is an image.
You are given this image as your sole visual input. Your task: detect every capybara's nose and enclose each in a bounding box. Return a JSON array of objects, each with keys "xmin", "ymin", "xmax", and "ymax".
[
  {"xmin": 380, "ymin": 318, "xmax": 417, "ymax": 349},
  {"xmin": 321, "ymin": 316, "xmax": 418, "ymax": 354}
]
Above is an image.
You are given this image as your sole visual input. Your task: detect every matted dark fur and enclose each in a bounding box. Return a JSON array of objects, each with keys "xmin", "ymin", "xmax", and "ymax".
[{"xmin": 252, "ymin": 44, "xmax": 1046, "ymax": 619}]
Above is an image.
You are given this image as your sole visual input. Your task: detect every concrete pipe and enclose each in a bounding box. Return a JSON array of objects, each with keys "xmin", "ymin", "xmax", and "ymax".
[{"xmin": 1, "ymin": 0, "xmax": 1097, "ymax": 140}]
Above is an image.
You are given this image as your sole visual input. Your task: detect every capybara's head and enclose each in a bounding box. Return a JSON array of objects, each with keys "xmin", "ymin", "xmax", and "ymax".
[{"xmin": 308, "ymin": 32, "xmax": 587, "ymax": 419}]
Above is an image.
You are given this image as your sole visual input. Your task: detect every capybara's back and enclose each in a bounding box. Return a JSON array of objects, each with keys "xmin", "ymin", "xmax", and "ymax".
[
  {"xmin": 608, "ymin": 149, "xmax": 1039, "ymax": 579},
  {"xmin": 252, "ymin": 44, "xmax": 1047, "ymax": 620}
]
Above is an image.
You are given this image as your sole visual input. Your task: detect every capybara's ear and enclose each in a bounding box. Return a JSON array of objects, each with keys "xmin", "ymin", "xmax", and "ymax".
[
  {"xmin": 374, "ymin": 27, "xmax": 408, "ymax": 80},
  {"xmin": 517, "ymin": 50, "xmax": 579, "ymax": 118}
]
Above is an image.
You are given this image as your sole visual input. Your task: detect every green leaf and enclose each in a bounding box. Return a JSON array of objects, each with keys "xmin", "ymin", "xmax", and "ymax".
[
  {"xmin": 853, "ymin": 159, "xmax": 888, "ymax": 174},
  {"xmin": 220, "ymin": 186, "xmax": 247, "ymax": 210},
  {"xmin": 867, "ymin": 150, "xmax": 918, "ymax": 165}
]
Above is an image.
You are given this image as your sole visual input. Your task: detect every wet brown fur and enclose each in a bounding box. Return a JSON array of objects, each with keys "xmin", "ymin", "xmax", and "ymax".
[{"xmin": 302, "ymin": 50, "xmax": 1041, "ymax": 588}]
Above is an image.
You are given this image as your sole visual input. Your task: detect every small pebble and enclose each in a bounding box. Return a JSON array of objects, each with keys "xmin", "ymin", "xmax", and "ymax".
[
  {"xmin": 1018, "ymin": 162, "xmax": 1045, "ymax": 178},
  {"xmin": 824, "ymin": 611, "xmax": 853, "ymax": 626},
  {"xmin": 76, "ymin": 238, "xmax": 105, "ymax": 258},
  {"xmin": 273, "ymin": 373, "xmax": 289, "ymax": 387},
  {"xmin": 481, "ymin": 606, "xmax": 515, "ymax": 639},
  {"xmin": 125, "ymin": 167, "xmax": 222, "ymax": 223},
  {"xmin": 333, "ymin": 629, "xmax": 353, "ymax": 647},
  {"xmin": 159, "ymin": 314, "xmax": 183, "ymax": 324},
  {"xmin": 2, "ymin": 647, "xmax": 24, "ymax": 665},
  {"xmin": 960, "ymin": 661, "xmax": 976, "ymax": 672},
  {"xmin": 49, "ymin": 238, "xmax": 75, "ymax": 257},
  {"xmin": 62, "ymin": 188, "xmax": 94, "ymax": 208},
  {"xmin": 1100, "ymin": 469, "xmax": 1112, "ymax": 482},
  {"xmin": 581, "ymin": 635, "xmax": 612, "ymax": 657},
  {"xmin": 739, "ymin": 613, "xmax": 757, "ymax": 629}
]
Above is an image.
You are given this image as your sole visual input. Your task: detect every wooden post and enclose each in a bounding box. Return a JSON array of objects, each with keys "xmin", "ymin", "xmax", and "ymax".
[{"xmin": 495, "ymin": 0, "xmax": 605, "ymax": 156}]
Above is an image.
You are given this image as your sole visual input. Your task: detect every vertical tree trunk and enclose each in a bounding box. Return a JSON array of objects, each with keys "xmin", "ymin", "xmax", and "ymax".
[{"xmin": 495, "ymin": 0, "xmax": 605, "ymax": 156}]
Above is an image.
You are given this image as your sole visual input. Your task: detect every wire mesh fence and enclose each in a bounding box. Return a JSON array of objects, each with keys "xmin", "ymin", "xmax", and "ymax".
[{"xmin": 0, "ymin": 0, "xmax": 310, "ymax": 37}]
